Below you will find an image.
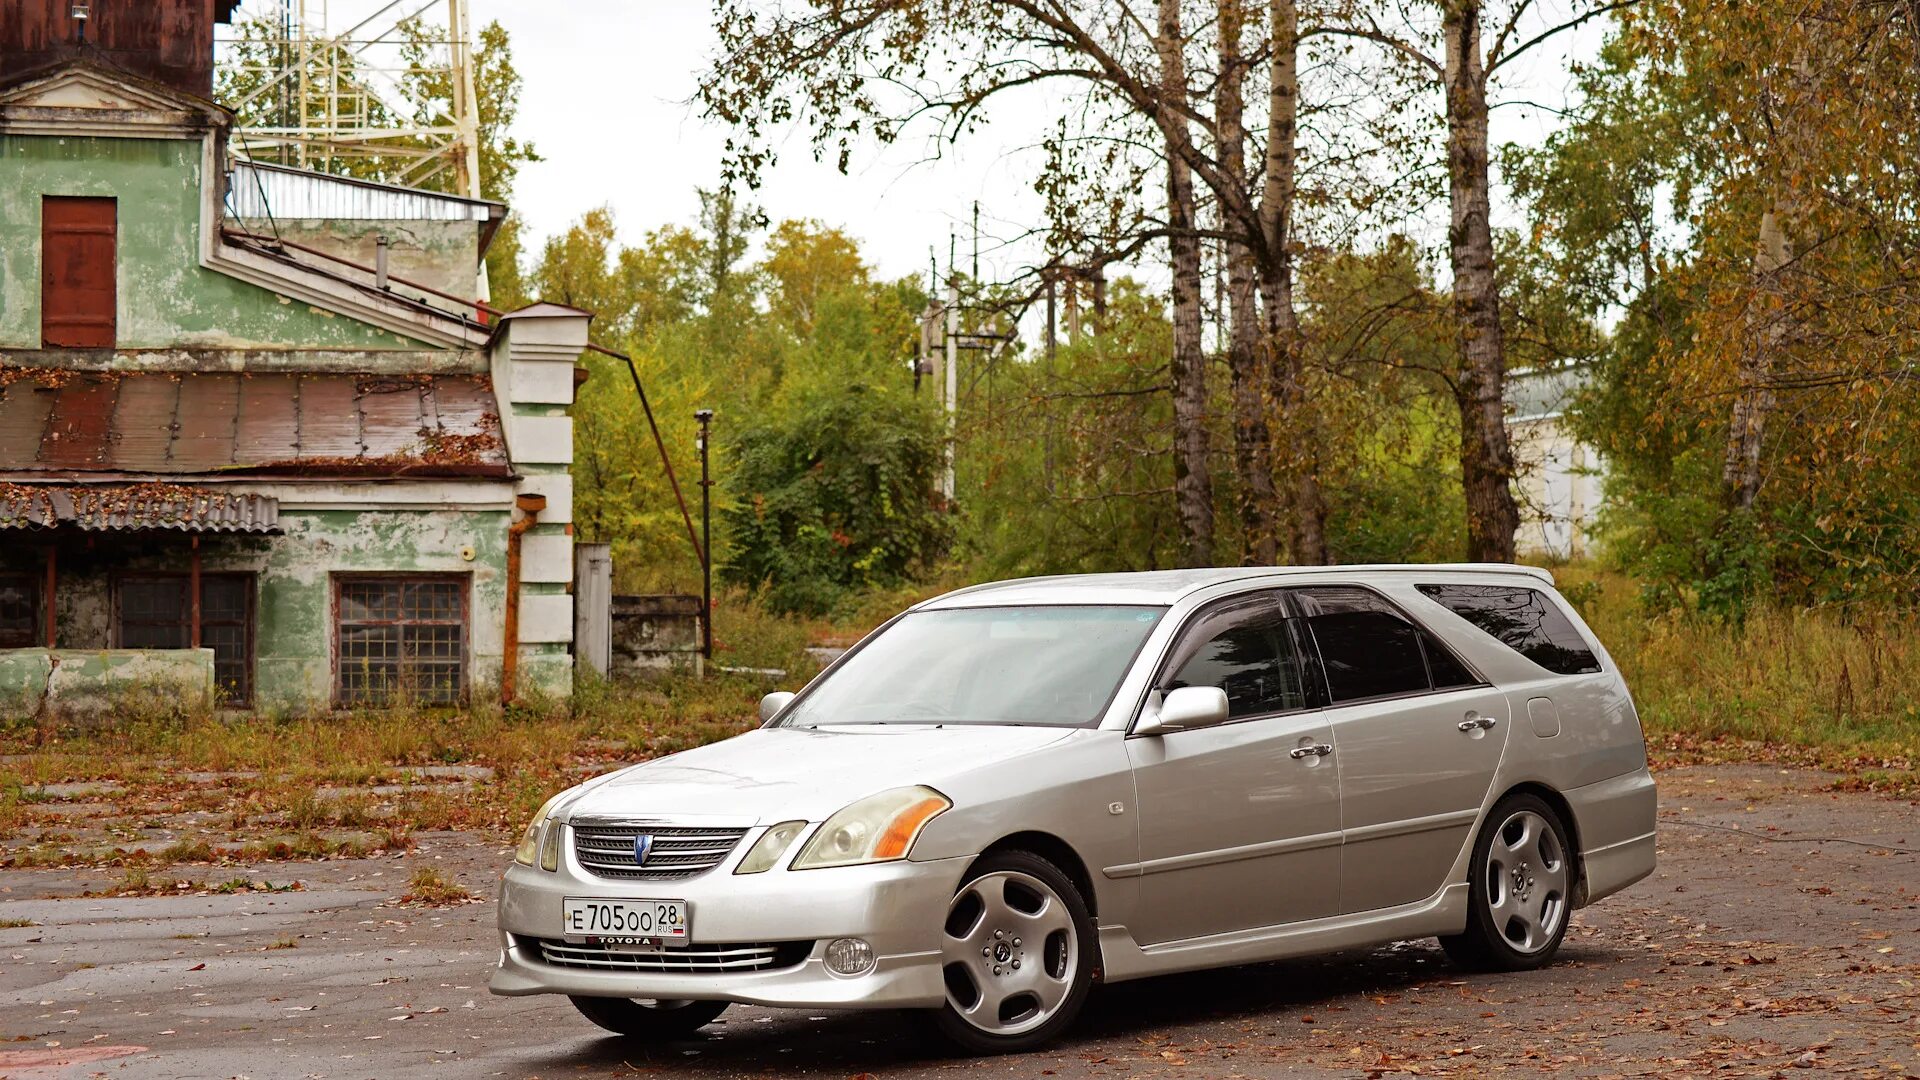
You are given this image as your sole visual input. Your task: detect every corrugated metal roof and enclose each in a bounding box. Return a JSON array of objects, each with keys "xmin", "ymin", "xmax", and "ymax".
[
  {"xmin": 0, "ymin": 485, "xmax": 279, "ymax": 533},
  {"xmin": 226, "ymin": 160, "xmax": 503, "ymax": 224},
  {"xmin": 0, "ymin": 370, "xmax": 510, "ymax": 479}
]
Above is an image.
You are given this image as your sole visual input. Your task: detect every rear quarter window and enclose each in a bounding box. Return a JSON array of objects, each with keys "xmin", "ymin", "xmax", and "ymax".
[{"xmin": 1416, "ymin": 583, "xmax": 1602, "ymax": 676}]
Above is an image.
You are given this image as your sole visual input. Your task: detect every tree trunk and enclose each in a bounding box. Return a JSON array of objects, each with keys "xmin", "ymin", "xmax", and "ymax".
[
  {"xmin": 1723, "ymin": 32, "xmax": 1813, "ymax": 513},
  {"xmin": 1256, "ymin": 0, "xmax": 1326, "ymax": 564},
  {"xmin": 1723, "ymin": 209, "xmax": 1788, "ymax": 510},
  {"xmin": 1218, "ymin": 0, "xmax": 1278, "ymax": 564},
  {"xmin": 1443, "ymin": 0, "xmax": 1519, "ymax": 563},
  {"xmin": 1158, "ymin": 0, "xmax": 1215, "ymax": 567}
]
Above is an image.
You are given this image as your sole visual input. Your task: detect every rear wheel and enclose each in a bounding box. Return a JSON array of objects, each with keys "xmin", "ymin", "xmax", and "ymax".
[
  {"xmin": 924, "ymin": 850, "xmax": 1095, "ymax": 1054},
  {"xmin": 1440, "ymin": 793, "xmax": 1573, "ymax": 971},
  {"xmin": 569, "ymin": 996, "xmax": 728, "ymax": 1039}
]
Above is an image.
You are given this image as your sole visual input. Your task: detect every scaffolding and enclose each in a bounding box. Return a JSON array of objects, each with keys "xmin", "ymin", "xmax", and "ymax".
[{"xmin": 217, "ymin": 0, "xmax": 481, "ymax": 200}]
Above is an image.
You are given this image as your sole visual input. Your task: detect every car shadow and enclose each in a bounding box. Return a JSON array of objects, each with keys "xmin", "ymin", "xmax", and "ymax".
[{"xmin": 522, "ymin": 939, "xmax": 1610, "ymax": 1073}]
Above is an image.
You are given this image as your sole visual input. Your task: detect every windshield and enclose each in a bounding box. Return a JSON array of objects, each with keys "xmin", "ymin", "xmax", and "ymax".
[{"xmin": 778, "ymin": 605, "xmax": 1165, "ymax": 728}]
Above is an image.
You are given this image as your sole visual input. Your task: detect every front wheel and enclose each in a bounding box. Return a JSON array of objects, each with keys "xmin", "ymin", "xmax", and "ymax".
[
  {"xmin": 923, "ymin": 850, "xmax": 1096, "ymax": 1054},
  {"xmin": 1440, "ymin": 793, "xmax": 1574, "ymax": 972},
  {"xmin": 569, "ymin": 996, "xmax": 728, "ymax": 1039}
]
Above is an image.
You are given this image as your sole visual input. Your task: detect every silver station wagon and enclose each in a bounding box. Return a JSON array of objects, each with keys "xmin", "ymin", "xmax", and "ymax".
[{"xmin": 492, "ymin": 565, "xmax": 1657, "ymax": 1053}]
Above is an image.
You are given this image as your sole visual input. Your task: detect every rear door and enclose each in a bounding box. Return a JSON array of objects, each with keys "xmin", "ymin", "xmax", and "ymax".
[
  {"xmin": 1291, "ymin": 586, "xmax": 1511, "ymax": 914},
  {"xmin": 1123, "ymin": 590, "xmax": 1342, "ymax": 944}
]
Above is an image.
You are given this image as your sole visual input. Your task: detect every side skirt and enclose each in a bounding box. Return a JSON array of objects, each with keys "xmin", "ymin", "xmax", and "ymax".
[{"xmin": 1096, "ymin": 883, "xmax": 1471, "ymax": 984}]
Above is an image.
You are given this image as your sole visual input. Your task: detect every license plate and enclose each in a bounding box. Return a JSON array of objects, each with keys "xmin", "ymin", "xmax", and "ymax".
[{"xmin": 562, "ymin": 897, "xmax": 689, "ymax": 947}]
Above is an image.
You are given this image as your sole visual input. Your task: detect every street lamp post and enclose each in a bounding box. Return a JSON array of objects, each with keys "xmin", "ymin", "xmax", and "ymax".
[{"xmin": 694, "ymin": 408, "xmax": 714, "ymax": 667}]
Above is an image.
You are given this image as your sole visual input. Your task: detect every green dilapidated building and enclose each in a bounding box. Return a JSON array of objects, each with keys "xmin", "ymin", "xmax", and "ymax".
[{"xmin": 0, "ymin": 27, "xmax": 588, "ymax": 715}]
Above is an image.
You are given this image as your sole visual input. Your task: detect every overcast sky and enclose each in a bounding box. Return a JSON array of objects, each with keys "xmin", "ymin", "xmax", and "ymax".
[{"xmin": 230, "ymin": 1, "xmax": 1601, "ymax": 291}]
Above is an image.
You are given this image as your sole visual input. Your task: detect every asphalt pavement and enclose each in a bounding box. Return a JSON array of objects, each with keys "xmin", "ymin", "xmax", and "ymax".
[{"xmin": 3, "ymin": 763, "xmax": 1916, "ymax": 1079}]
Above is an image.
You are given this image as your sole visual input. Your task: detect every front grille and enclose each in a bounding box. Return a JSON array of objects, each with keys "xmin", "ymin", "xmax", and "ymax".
[
  {"xmin": 570, "ymin": 823, "xmax": 749, "ymax": 880},
  {"xmin": 533, "ymin": 938, "xmax": 813, "ymax": 973}
]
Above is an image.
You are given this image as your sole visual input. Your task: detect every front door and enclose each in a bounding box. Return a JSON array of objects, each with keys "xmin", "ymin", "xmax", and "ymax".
[
  {"xmin": 1123, "ymin": 591, "xmax": 1342, "ymax": 945},
  {"xmin": 1291, "ymin": 586, "xmax": 1511, "ymax": 913}
]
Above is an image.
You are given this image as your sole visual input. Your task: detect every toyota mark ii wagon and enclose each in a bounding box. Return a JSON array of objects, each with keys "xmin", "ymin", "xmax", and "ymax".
[{"xmin": 491, "ymin": 565, "xmax": 1656, "ymax": 1053}]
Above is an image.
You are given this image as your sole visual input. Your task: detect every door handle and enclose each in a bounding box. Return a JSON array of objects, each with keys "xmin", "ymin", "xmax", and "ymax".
[
  {"xmin": 1290, "ymin": 743, "xmax": 1333, "ymax": 759},
  {"xmin": 1457, "ymin": 714, "xmax": 1498, "ymax": 732}
]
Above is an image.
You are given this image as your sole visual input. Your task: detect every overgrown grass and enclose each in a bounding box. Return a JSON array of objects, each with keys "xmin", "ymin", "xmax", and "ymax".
[
  {"xmin": 403, "ymin": 865, "xmax": 473, "ymax": 905},
  {"xmin": 0, "ymin": 666, "xmax": 778, "ymax": 860},
  {"xmin": 1559, "ymin": 565, "xmax": 1920, "ymax": 770}
]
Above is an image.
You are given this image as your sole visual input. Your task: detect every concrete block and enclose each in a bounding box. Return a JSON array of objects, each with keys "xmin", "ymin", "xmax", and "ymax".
[
  {"xmin": 509, "ymin": 415, "xmax": 573, "ymax": 465},
  {"xmin": 520, "ymin": 532, "xmax": 573, "ymax": 584},
  {"xmin": 510, "ymin": 359, "xmax": 576, "ymax": 404},
  {"xmin": 518, "ymin": 592, "xmax": 573, "ymax": 644},
  {"xmin": 516, "ymin": 473, "xmax": 572, "ymax": 523}
]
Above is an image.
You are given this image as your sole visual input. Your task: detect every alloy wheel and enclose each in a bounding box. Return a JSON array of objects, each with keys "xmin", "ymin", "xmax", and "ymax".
[
  {"xmin": 1483, "ymin": 808, "xmax": 1568, "ymax": 953},
  {"xmin": 939, "ymin": 869, "xmax": 1079, "ymax": 1036}
]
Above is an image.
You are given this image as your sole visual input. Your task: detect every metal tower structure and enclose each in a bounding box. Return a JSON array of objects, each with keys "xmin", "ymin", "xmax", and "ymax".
[{"xmin": 217, "ymin": 0, "xmax": 482, "ymax": 200}]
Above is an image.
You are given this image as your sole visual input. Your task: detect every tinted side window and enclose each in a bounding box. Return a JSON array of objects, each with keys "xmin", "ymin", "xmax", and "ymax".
[
  {"xmin": 1294, "ymin": 587, "xmax": 1430, "ymax": 702},
  {"xmin": 1420, "ymin": 631, "xmax": 1481, "ymax": 689},
  {"xmin": 1416, "ymin": 584, "xmax": 1602, "ymax": 675},
  {"xmin": 1165, "ymin": 598, "xmax": 1307, "ymax": 718}
]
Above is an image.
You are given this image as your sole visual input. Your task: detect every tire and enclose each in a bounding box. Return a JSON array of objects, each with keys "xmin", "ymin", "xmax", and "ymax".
[
  {"xmin": 569, "ymin": 996, "xmax": 728, "ymax": 1039},
  {"xmin": 1440, "ymin": 792, "xmax": 1574, "ymax": 972},
  {"xmin": 921, "ymin": 849, "xmax": 1097, "ymax": 1055}
]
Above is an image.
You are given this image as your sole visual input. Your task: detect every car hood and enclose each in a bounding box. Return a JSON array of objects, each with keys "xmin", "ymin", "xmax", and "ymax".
[{"xmin": 558, "ymin": 724, "xmax": 1078, "ymax": 825}]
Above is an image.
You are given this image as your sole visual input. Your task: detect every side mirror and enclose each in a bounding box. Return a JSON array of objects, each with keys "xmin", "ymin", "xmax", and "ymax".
[
  {"xmin": 1135, "ymin": 686, "xmax": 1229, "ymax": 736},
  {"xmin": 758, "ymin": 691, "xmax": 796, "ymax": 723}
]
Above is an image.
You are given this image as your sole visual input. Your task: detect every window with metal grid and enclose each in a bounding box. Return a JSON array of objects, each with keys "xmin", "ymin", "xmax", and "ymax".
[
  {"xmin": 113, "ymin": 574, "xmax": 255, "ymax": 706},
  {"xmin": 0, "ymin": 573, "xmax": 38, "ymax": 648},
  {"xmin": 334, "ymin": 577, "xmax": 467, "ymax": 706}
]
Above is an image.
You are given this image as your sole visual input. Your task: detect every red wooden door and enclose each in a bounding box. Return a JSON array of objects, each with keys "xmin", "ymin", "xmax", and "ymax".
[{"xmin": 41, "ymin": 196, "xmax": 117, "ymax": 349}]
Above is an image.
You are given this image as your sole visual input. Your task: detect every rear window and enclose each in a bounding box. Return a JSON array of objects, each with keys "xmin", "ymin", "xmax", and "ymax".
[{"xmin": 1416, "ymin": 584, "xmax": 1602, "ymax": 676}]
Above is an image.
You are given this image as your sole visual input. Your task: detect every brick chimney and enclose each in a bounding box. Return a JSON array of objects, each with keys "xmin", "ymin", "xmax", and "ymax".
[{"xmin": 0, "ymin": 0, "xmax": 239, "ymax": 99}]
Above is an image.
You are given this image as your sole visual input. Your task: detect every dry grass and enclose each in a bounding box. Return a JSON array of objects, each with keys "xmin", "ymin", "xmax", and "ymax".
[
  {"xmin": 1559, "ymin": 565, "xmax": 1920, "ymax": 773},
  {"xmin": 0, "ymin": 670, "xmax": 773, "ymax": 863},
  {"xmin": 403, "ymin": 865, "xmax": 473, "ymax": 905}
]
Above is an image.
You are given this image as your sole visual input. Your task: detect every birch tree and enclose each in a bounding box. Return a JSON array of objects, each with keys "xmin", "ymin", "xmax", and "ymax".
[{"xmin": 1323, "ymin": 0, "xmax": 1631, "ymax": 561}]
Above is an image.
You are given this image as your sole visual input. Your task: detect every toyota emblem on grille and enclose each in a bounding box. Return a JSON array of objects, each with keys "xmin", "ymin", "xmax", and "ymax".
[{"xmin": 632, "ymin": 834, "xmax": 654, "ymax": 866}]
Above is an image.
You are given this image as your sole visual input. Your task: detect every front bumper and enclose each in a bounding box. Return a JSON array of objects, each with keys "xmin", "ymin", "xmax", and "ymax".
[{"xmin": 490, "ymin": 840, "xmax": 970, "ymax": 1010}]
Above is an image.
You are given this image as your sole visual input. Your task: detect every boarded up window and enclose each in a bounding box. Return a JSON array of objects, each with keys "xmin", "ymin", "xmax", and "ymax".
[
  {"xmin": 115, "ymin": 574, "xmax": 256, "ymax": 706},
  {"xmin": 335, "ymin": 576, "xmax": 468, "ymax": 706},
  {"xmin": 0, "ymin": 573, "xmax": 39, "ymax": 649},
  {"xmin": 41, "ymin": 196, "xmax": 117, "ymax": 348}
]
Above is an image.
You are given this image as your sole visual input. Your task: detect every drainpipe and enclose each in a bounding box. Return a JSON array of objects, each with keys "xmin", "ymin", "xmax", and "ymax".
[{"xmin": 501, "ymin": 492, "xmax": 547, "ymax": 706}]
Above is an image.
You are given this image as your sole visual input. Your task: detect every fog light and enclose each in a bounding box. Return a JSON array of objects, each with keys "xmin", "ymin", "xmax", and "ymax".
[{"xmin": 824, "ymin": 937, "xmax": 875, "ymax": 976}]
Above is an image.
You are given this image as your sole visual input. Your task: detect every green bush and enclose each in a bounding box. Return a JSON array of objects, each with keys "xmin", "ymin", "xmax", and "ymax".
[{"xmin": 721, "ymin": 383, "xmax": 954, "ymax": 615}]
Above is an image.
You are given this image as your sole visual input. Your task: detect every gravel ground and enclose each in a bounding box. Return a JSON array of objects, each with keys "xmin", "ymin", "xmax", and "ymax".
[{"xmin": 2, "ymin": 763, "xmax": 1916, "ymax": 1079}]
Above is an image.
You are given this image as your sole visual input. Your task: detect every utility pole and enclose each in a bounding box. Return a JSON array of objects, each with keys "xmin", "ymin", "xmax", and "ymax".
[
  {"xmin": 694, "ymin": 409, "xmax": 714, "ymax": 667},
  {"xmin": 971, "ymin": 201, "xmax": 979, "ymax": 282},
  {"xmin": 943, "ymin": 242, "xmax": 959, "ymax": 504}
]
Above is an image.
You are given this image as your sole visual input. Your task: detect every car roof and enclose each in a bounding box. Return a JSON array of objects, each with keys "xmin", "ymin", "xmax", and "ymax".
[{"xmin": 915, "ymin": 564, "xmax": 1557, "ymax": 609}]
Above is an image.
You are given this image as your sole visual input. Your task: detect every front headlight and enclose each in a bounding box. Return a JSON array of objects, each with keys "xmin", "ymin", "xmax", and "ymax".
[
  {"xmin": 514, "ymin": 793, "xmax": 565, "ymax": 868},
  {"xmin": 791, "ymin": 786, "xmax": 950, "ymax": 870},
  {"xmin": 735, "ymin": 820, "xmax": 807, "ymax": 874}
]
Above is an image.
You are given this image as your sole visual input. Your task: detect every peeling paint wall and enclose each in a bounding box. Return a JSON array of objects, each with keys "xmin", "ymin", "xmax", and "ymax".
[
  {"xmin": 0, "ymin": 647, "xmax": 214, "ymax": 718},
  {"xmin": 262, "ymin": 218, "xmax": 482, "ymax": 312},
  {"xmin": 0, "ymin": 503, "xmax": 578, "ymax": 713},
  {"xmin": 0, "ymin": 135, "xmax": 434, "ymax": 350}
]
